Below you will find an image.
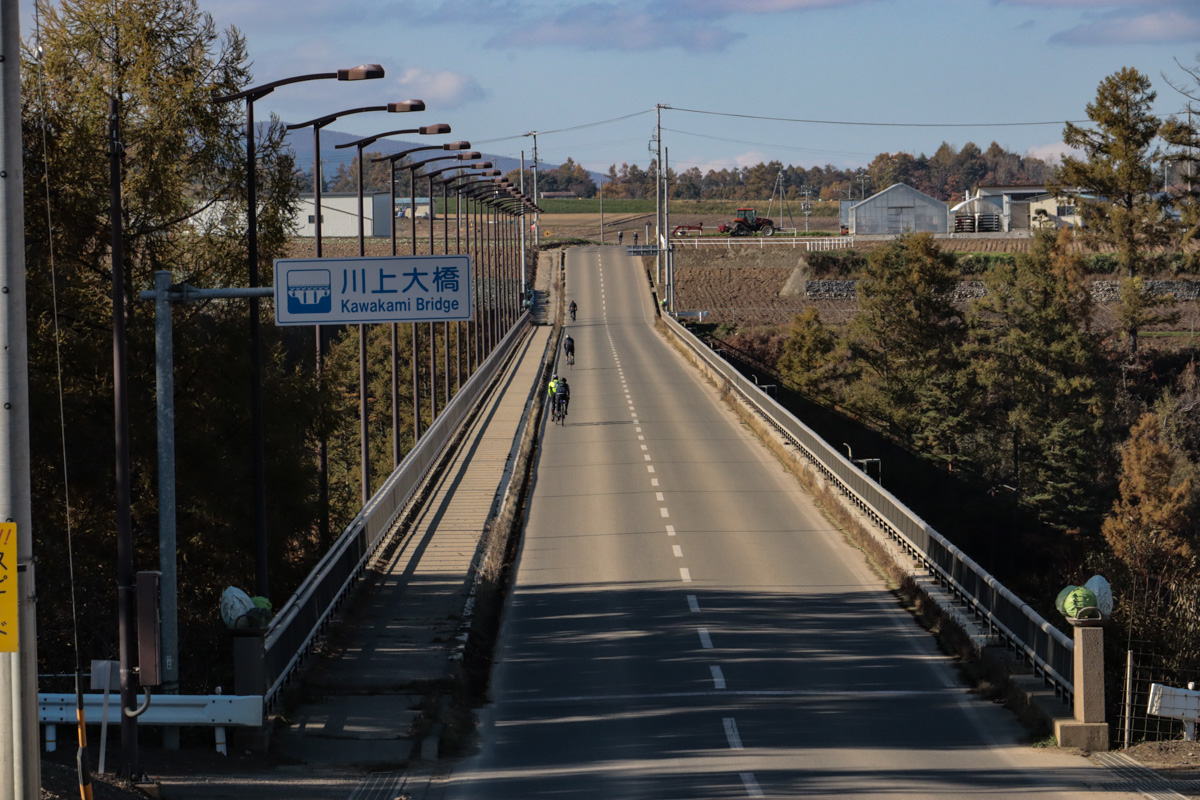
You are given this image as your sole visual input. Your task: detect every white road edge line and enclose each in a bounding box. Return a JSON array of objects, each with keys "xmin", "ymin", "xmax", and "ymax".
[
  {"xmin": 723, "ymin": 717, "xmax": 743, "ymax": 750},
  {"xmin": 740, "ymin": 772, "xmax": 764, "ymax": 798}
]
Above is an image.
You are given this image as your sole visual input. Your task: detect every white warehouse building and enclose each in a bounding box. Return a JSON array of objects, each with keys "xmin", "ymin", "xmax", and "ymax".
[{"xmin": 293, "ymin": 193, "xmax": 435, "ymax": 238}]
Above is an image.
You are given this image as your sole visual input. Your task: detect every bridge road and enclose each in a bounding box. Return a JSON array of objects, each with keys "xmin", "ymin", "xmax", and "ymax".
[{"xmin": 439, "ymin": 245, "xmax": 1135, "ymax": 799}]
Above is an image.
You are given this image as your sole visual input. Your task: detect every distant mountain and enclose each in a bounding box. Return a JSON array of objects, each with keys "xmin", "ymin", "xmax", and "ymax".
[{"xmin": 283, "ymin": 124, "xmax": 524, "ymax": 178}]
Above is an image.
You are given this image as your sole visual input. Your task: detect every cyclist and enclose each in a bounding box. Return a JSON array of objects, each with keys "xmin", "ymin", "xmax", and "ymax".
[
  {"xmin": 563, "ymin": 334, "xmax": 575, "ymax": 367},
  {"xmin": 569, "ymin": 300, "xmax": 577, "ymax": 321},
  {"xmin": 556, "ymin": 377, "xmax": 570, "ymax": 420},
  {"xmin": 547, "ymin": 374, "xmax": 560, "ymax": 420}
]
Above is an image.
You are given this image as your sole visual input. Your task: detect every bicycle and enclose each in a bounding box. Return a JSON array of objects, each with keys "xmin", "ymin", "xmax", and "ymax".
[{"xmin": 567, "ymin": 351, "xmax": 575, "ymax": 369}]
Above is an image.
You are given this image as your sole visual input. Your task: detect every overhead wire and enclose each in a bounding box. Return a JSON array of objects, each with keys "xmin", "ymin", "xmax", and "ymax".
[
  {"xmin": 668, "ymin": 105, "xmax": 1089, "ymax": 128},
  {"xmin": 33, "ymin": 1, "xmax": 93, "ymax": 797}
]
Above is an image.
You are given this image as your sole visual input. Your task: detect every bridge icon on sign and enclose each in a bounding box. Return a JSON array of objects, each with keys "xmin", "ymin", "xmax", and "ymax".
[{"xmin": 286, "ymin": 269, "xmax": 332, "ymax": 315}]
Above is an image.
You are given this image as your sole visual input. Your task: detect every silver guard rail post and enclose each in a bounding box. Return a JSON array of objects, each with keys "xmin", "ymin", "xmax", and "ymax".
[
  {"xmin": 659, "ymin": 312, "xmax": 1075, "ymax": 700},
  {"xmin": 241, "ymin": 312, "xmax": 533, "ymax": 712}
]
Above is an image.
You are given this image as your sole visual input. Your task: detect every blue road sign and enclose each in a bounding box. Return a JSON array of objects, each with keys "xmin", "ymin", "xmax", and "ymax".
[{"xmin": 274, "ymin": 255, "xmax": 473, "ymax": 325}]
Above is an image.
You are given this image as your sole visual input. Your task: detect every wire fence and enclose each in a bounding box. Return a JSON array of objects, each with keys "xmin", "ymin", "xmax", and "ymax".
[{"xmin": 1118, "ymin": 643, "xmax": 1200, "ymax": 748}]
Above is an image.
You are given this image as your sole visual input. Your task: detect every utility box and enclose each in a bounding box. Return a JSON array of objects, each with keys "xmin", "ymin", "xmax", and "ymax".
[{"xmin": 136, "ymin": 570, "xmax": 162, "ymax": 687}]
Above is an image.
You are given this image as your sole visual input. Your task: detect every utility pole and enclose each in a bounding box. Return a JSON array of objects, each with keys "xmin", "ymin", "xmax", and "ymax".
[
  {"xmin": 1, "ymin": 3, "xmax": 41, "ymax": 797},
  {"xmin": 519, "ymin": 150, "xmax": 526, "ymax": 297},
  {"xmin": 110, "ymin": 95, "xmax": 142, "ymax": 780},
  {"xmin": 655, "ymin": 104, "xmax": 663, "ymax": 286},
  {"xmin": 525, "ymin": 132, "xmax": 539, "ymax": 245}
]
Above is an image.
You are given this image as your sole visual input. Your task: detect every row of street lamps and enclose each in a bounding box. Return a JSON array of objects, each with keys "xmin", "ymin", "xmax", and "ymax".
[{"xmin": 217, "ymin": 62, "xmax": 537, "ymax": 589}]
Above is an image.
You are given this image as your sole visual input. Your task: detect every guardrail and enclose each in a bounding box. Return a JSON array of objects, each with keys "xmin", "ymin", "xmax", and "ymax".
[
  {"xmin": 39, "ymin": 692, "xmax": 260, "ymax": 754},
  {"xmin": 670, "ymin": 236, "xmax": 854, "ymax": 251},
  {"xmin": 660, "ymin": 312, "xmax": 1075, "ymax": 700},
  {"xmin": 237, "ymin": 313, "xmax": 534, "ymax": 713}
]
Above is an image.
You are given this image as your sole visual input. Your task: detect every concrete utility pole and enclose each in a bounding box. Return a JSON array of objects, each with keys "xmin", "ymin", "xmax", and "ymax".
[
  {"xmin": 519, "ymin": 151, "xmax": 526, "ymax": 297},
  {"xmin": 526, "ymin": 132, "xmax": 539, "ymax": 244},
  {"xmin": 655, "ymin": 104, "xmax": 663, "ymax": 286},
  {"xmin": 1, "ymin": 2, "xmax": 42, "ymax": 796}
]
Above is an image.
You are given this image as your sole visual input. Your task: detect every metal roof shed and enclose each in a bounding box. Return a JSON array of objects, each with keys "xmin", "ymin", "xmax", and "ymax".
[{"xmin": 849, "ymin": 183, "xmax": 948, "ymax": 235}]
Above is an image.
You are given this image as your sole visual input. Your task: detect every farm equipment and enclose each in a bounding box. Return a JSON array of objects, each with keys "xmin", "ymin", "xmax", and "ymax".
[
  {"xmin": 718, "ymin": 208, "xmax": 775, "ymax": 237},
  {"xmin": 672, "ymin": 223, "xmax": 704, "ymax": 237}
]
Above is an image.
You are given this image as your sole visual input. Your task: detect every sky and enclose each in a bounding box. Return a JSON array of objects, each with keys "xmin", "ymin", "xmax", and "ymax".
[{"xmin": 19, "ymin": 0, "xmax": 1200, "ymax": 182}]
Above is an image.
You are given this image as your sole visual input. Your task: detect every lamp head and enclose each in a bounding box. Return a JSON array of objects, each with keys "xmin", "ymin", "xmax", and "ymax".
[
  {"xmin": 442, "ymin": 141, "xmax": 471, "ymax": 151},
  {"xmin": 387, "ymin": 100, "xmax": 426, "ymax": 112},
  {"xmin": 339, "ymin": 64, "xmax": 385, "ymax": 81},
  {"xmin": 457, "ymin": 151, "xmax": 482, "ymax": 160},
  {"xmin": 419, "ymin": 124, "xmax": 451, "ymax": 135}
]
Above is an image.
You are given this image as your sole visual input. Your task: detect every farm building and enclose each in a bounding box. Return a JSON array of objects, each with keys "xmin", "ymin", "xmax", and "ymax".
[
  {"xmin": 950, "ymin": 196, "xmax": 1003, "ymax": 233},
  {"xmin": 844, "ymin": 183, "xmax": 948, "ymax": 235},
  {"xmin": 972, "ymin": 185, "xmax": 1048, "ymax": 231},
  {"xmin": 293, "ymin": 193, "xmax": 433, "ymax": 238},
  {"xmin": 1028, "ymin": 193, "xmax": 1085, "ymax": 230}
]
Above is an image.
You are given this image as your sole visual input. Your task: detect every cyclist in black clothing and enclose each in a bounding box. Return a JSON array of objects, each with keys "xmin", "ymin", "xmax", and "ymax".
[
  {"xmin": 569, "ymin": 300, "xmax": 577, "ymax": 320},
  {"xmin": 563, "ymin": 334, "xmax": 575, "ymax": 367},
  {"xmin": 556, "ymin": 377, "xmax": 570, "ymax": 420}
]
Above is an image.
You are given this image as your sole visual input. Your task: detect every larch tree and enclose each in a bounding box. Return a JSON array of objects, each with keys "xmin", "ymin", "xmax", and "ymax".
[
  {"xmin": 21, "ymin": 0, "xmax": 321, "ymax": 686},
  {"xmin": 1102, "ymin": 413, "xmax": 1197, "ymax": 651}
]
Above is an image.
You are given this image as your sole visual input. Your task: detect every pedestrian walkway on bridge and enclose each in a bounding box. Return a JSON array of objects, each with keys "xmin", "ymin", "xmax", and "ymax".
[{"xmin": 153, "ymin": 252, "xmax": 562, "ymax": 799}]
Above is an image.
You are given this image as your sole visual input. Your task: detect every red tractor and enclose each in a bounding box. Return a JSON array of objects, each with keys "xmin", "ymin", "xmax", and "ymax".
[{"xmin": 718, "ymin": 208, "xmax": 775, "ymax": 237}]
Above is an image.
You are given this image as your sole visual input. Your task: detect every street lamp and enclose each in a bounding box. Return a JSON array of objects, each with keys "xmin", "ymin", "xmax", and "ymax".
[
  {"xmin": 212, "ymin": 64, "xmax": 385, "ymax": 602},
  {"xmin": 406, "ymin": 150, "xmax": 479, "ymax": 423},
  {"xmin": 438, "ymin": 167, "xmax": 499, "ymax": 387},
  {"xmin": 444, "ymin": 172, "xmax": 503, "ymax": 375},
  {"xmin": 425, "ymin": 162, "xmax": 494, "ymax": 401},
  {"xmin": 335, "ymin": 123, "xmax": 452, "ymax": 503},
  {"xmin": 372, "ymin": 143, "xmax": 473, "ymax": 441},
  {"xmin": 285, "ymin": 100, "xmax": 426, "ymax": 529}
]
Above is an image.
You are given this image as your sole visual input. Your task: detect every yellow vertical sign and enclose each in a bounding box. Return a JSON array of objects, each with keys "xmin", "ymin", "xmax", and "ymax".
[{"xmin": 0, "ymin": 523, "xmax": 16, "ymax": 652}]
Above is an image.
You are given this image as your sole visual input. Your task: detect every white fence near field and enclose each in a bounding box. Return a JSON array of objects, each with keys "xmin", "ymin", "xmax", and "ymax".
[{"xmin": 671, "ymin": 236, "xmax": 854, "ymax": 251}]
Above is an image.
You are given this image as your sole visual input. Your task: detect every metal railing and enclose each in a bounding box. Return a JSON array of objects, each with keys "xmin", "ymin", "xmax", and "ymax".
[
  {"xmin": 247, "ymin": 313, "xmax": 533, "ymax": 712},
  {"xmin": 661, "ymin": 313, "xmax": 1075, "ymax": 700},
  {"xmin": 671, "ymin": 236, "xmax": 855, "ymax": 251}
]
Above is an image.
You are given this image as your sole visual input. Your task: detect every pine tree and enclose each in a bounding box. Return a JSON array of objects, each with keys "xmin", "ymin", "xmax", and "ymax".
[
  {"xmin": 844, "ymin": 233, "xmax": 966, "ymax": 458},
  {"xmin": 1055, "ymin": 68, "xmax": 1175, "ymax": 355}
]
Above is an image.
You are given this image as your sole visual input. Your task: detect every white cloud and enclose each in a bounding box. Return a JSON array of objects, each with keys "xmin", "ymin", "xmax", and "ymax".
[
  {"xmin": 393, "ymin": 69, "xmax": 488, "ymax": 109},
  {"xmin": 1050, "ymin": 8, "xmax": 1200, "ymax": 44}
]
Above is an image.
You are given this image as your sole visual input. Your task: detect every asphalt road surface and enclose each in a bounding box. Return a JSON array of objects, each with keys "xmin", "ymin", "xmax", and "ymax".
[{"xmin": 442, "ymin": 245, "xmax": 1132, "ymax": 799}]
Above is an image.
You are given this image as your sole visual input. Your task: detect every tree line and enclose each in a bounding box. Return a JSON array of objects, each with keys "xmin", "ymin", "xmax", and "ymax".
[{"xmin": 729, "ymin": 65, "xmax": 1200, "ymax": 677}]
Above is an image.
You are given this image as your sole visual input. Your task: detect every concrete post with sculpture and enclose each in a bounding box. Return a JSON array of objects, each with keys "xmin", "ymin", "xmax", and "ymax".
[{"xmin": 1054, "ymin": 575, "xmax": 1113, "ymax": 751}]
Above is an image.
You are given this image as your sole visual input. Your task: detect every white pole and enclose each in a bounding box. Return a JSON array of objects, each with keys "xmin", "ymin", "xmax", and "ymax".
[{"xmin": 0, "ymin": 2, "xmax": 41, "ymax": 797}]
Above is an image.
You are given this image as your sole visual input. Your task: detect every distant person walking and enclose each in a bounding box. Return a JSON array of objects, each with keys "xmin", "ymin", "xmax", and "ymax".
[
  {"xmin": 633, "ymin": 232, "xmax": 638, "ymax": 246},
  {"xmin": 618, "ymin": 231, "xmax": 623, "ymax": 245}
]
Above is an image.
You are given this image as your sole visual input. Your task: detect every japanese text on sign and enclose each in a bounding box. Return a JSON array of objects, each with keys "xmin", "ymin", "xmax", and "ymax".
[
  {"xmin": 274, "ymin": 255, "xmax": 472, "ymax": 325},
  {"xmin": 0, "ymin": 523, "xmax": 17, "ymax": 652}
]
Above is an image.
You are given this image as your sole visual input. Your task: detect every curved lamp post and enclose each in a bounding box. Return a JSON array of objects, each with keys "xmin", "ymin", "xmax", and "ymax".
[
  {"xmin": 404, "ymin": 150, "xmax": 481, "ymax": 423},
  {"xmin": 443, "ymin": 171, "xmax": 504, "ymax": 376},
  {"xmin": 370, "ymin": 143, "xmax": 472, "ymax": 441},
  {"xmin": 422, "ymin": 161, "xmax": 496, "ymax": 406},
  {"xmin": 285, "ymin": 100, "xmax": 426, "ymax": 522},
  {"xmin": 436, "ymin": 165, "xmax": 498, "ymax": 389},
  {"xmin": 334, "ymin": 124, "xmax": 454, "ymax": 501},
  {"xmin": 212, "ymin": 66, "xmax": 386, "ymax": 601}
]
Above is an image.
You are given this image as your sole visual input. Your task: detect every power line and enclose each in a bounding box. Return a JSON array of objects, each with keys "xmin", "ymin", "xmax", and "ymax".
[
  {"xmin": 662, "ymin": 126, "xmax": 874, "ymax": 158},
  {"xmin": 669, "ymin": 105, "xmax": 1088, "ymax": 128},
  {"xmin": 472, "ymin": 108, "xmax": 656, "ymax": 145}
]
